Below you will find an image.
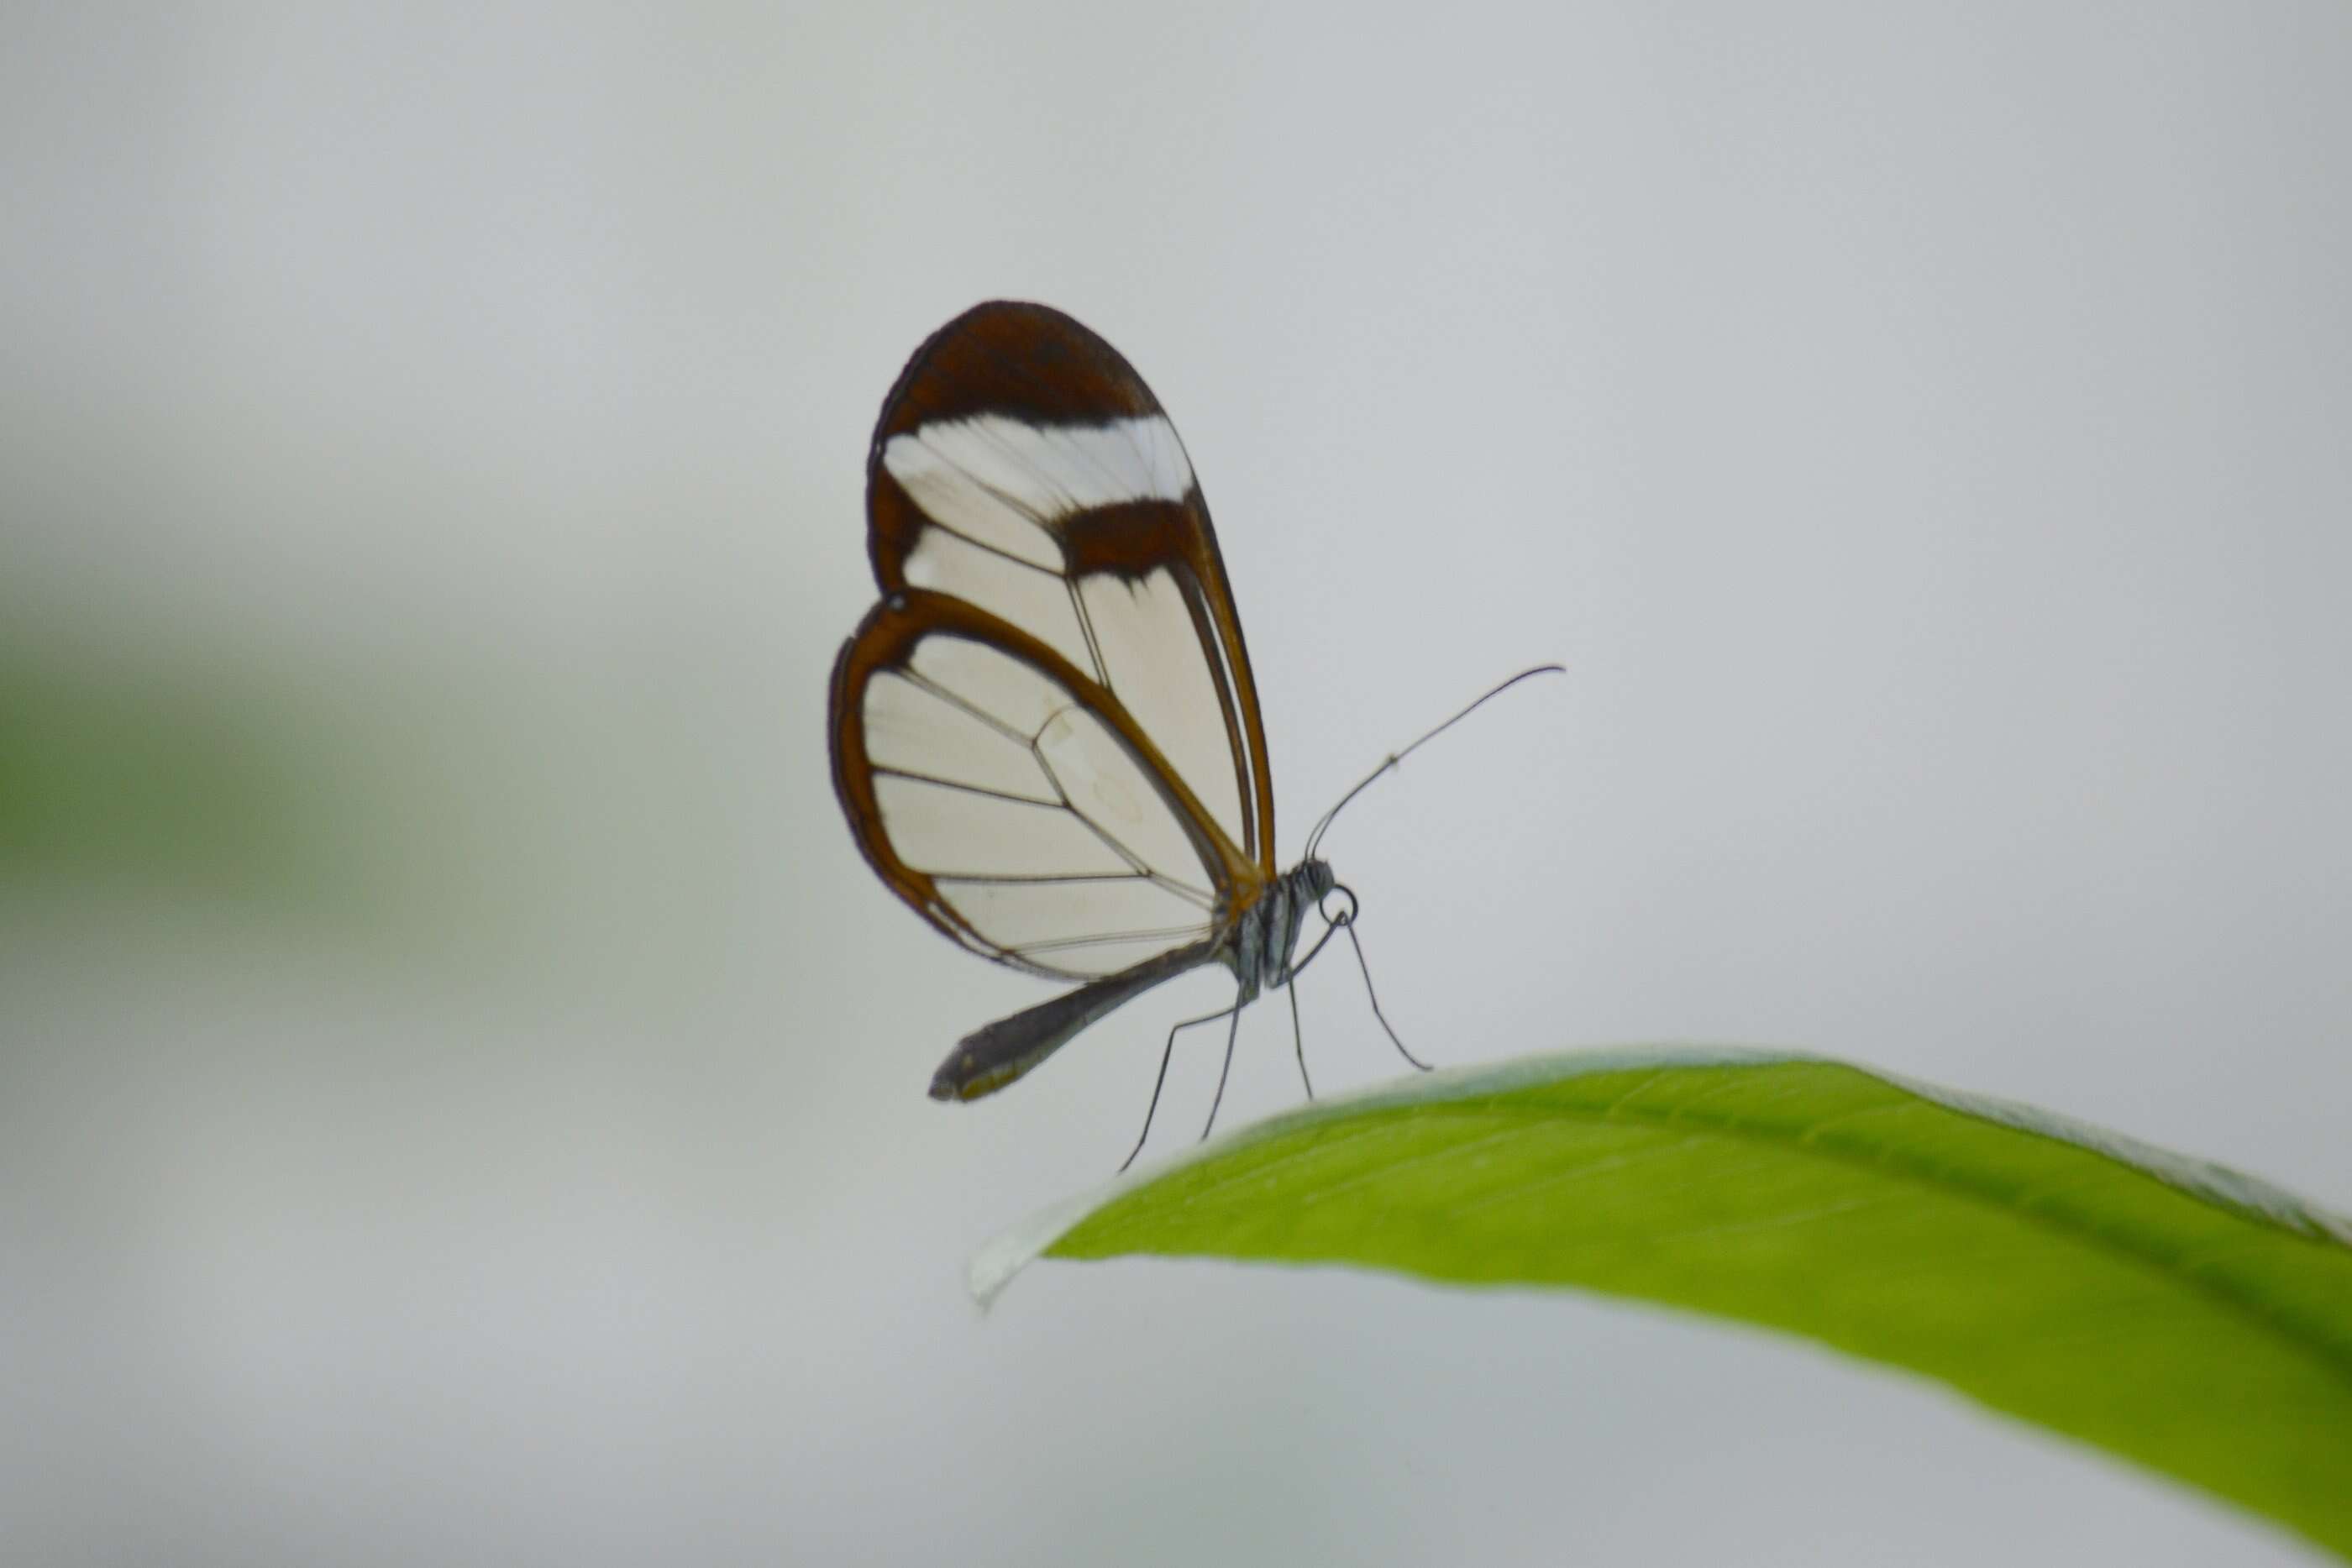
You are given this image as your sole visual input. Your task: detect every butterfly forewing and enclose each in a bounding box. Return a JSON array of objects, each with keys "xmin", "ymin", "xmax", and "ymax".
[
  {"xmin": 837, "ymin": 301, "xmax": 1289, "ymax": 1099},
  {"xmin": 860, "ymin": 303, "xmax": 1273, "ymax": 875},
  {"xmin": 830, "ymin": 302, "xmax": 1282, "ymax": 1097}
]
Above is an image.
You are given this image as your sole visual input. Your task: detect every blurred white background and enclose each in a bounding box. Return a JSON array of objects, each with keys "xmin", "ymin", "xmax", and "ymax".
[{"xmin": 3, "ymin": 4, "xmax": 2347, "ymax": 1564}]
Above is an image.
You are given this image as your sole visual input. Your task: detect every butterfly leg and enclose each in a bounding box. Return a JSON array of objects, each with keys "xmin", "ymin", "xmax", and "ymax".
[
  {"xmin": 1270, "ymin": 897, "xmax": 1357, "ymax": 1101},
  {"xmin": 1343, "ymin": 918, "xmax": 1432, "ymax": 1072},
  {"xmin": 1121, "ymin": 989, "xmax": 1244, "ymax": 1173},
  {"xmin": 1287, "ymin": 980, "xmax": 1312, "ymax": 1099},
  {"xmin": 1198, "ymin": 987, "xmax": 1249, "ymax": 1143}
]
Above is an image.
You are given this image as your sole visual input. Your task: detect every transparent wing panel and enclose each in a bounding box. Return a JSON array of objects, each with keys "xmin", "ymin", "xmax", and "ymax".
[
  {"xmin": 1007, "ymin": 931, "xmax": 1226, "ymax": 978},
  {"xmin": 1033, "ymin": 704, "xmax": 1214, "ymax": 897},
  {"xmin": 861, "ymin": 670, "xmax": 1056, "ymax": 803},
  {"xmin": 854, "ymin": 627, "xmax": 1228, "ymax": 981},
  {"xmin": 906, "ymin": 634, "xmax": 1077, "ymax": 740},
  {"xmin": 871, "ymin": 775, "xmax": 1131, "ymax": 879},
  {"xmin": 901, "ymin": 524, "xmax": 1094, "ymax": 678},
  {"xmin": 932, "ymin": 874, "xmax": 1212, "ymax": 952},
  {"xmin": 1077, "ymin": 566, "xmax": 1246, "ymax": 852}
]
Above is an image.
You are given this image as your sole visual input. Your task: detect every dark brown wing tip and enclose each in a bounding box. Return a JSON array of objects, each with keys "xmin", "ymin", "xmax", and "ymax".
[
  {"xmin": 865, "ymin": 302, "xmax": 1158, "ymax": 473},
  {"xmin": 864, "ymin": 302, "xmax": 1026, "ymax": 468}
]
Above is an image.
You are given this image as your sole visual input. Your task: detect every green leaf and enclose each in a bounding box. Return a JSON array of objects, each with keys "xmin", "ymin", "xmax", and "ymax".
[{"xmin": 974, "ymin": 1047, "xmax": 2352, "ymax": 1559}]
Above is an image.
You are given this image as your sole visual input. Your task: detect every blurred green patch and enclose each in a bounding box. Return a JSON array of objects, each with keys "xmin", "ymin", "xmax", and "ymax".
[
  {"xmin": 0, "ymin": 637, "xmax": 489, "ymax": 955},
  {"xmin": 0, "ymin": 657, "xmax": 334, "ymax": 904}
]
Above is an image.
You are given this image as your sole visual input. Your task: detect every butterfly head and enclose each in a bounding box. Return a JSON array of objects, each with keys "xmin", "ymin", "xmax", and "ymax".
[{"xmin": 1294, "ymin": 857, "xmax": 1357, "ymax": 942}]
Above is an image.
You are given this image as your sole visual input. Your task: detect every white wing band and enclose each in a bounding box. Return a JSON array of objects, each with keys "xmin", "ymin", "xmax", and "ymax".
[{"xmin": 884, "ymin": 413, "xmax": 1194, "ymax": 553}]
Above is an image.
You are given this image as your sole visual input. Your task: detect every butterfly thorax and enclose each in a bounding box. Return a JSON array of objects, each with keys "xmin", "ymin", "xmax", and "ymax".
[{"xmin": 1225, "ymin": 857, "xmax": 1334, "ymax": 1002}]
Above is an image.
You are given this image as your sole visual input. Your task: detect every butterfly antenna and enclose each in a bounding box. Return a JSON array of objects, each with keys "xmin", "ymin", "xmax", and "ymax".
[{"xmin": 1303, "ymin": 663, "xmax": 1564, "ymax": 860}]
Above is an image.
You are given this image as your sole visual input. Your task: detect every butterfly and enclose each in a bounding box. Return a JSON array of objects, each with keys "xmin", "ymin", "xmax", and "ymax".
[{"xmin": 829, "ymin": 302, "xmax": 1555, "ymax": 1165}]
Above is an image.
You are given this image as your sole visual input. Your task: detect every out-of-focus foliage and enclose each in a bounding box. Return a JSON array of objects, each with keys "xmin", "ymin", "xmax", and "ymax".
[{"xmin": 0, "ymin": 654, "xmax": 349, "ymax": 909}]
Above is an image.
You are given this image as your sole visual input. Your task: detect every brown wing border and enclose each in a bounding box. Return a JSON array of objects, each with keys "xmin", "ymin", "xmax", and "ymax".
[{"xmin": 829, "ymin": 586, "xmax": 1266, "ymax": 978}]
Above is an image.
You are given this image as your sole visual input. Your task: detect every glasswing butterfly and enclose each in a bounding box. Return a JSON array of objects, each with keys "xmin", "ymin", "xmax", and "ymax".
[{"xmin": 829, "ymin": 302, "xmax": 1555, "ymax": 1166}]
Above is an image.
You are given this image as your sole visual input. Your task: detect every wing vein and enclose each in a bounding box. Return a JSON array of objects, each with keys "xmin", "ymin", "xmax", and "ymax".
[
  {"xmin": 920, "ymin": 517, "xmax": 1070, "ymax": 580},
  {"xmin": 900, "ymin": 669, "xmax": 1033, "ymax": 748},
  {"xmin": 1015, "ymin": 923, "xmax": 1216, "ymax": 956},
  {"xmin": 1021, "ymin": 712, "xmax": 1153, "ymax": 881},
  {"xmin": 967, "ymin": 422, "xmax": 1073, "ymax": 518},
  {"xmin": 1023, "ymin": 705, "xmax": 1217, "ymax": 897},
  {"xmin": 933, "ymin": 871, "xmax": 1155, "ymax": 886},
  {"xmin": 1068, "ymin": 578, "xmax": 1110, "ymax": 690},
  {"xmin": 919, "ymin": 427, "xmax": 1057, "ymax": 524},
  {"xmin": 869, "ymin": 765, "xmax": 1059, "ymax": 808},
  {"xmin": 1147, "ymin": 872, "xmax": 1217, "ymax": 910}
]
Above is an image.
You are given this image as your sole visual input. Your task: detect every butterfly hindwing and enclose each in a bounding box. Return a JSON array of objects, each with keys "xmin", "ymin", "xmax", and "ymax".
[
  {"xmin": 832, "ymin": 589, "xmax": 1228, "ymax": 981},
  {"xmin": 863, "ymin": 302, "xmax": 1275, "ymax": 881}
]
